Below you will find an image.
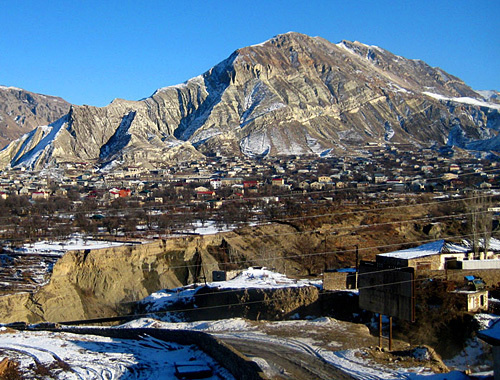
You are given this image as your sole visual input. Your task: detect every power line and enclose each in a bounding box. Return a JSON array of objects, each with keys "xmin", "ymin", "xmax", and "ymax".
[
  {"xmin": 16, "ymin": 228, "xmax": 497, "ymax": 290},
  {"xmin": 51, "ymin": 268, "xmax": 458, "ymax": 326},
  {"xmin": 0, "ymin": 189, "xmax": 495, "ymax": 243}
]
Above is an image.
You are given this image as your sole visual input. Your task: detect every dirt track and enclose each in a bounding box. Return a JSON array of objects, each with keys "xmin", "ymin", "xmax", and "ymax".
[{"xmin": 220, "ymin": 335, "xmax": 355, "ymax": 380}]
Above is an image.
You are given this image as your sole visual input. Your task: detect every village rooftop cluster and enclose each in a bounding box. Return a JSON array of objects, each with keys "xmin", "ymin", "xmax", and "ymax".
[{"xmin": 0, "ymin": 144, "xmax": 498, "ymax": 205}]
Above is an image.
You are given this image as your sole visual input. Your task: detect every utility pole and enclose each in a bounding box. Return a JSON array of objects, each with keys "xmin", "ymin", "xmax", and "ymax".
[{"xmin": 355, "ymin": 245, "xmax": 359, "ymax": 289}]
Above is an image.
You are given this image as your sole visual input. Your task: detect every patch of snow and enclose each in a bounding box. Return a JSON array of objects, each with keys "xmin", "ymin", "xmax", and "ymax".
[
  {"xmin": 209, "ymin": 267, "xmax": 320, "ymax": 290},
  {"xmin": 162, "ymin": 135, "xmax": 184, "ymax": 148},
  {"xmin": 248, "ymin": 37, "xmax": 273, "ymax": 48},
  {"xmin": 191, "ymin": 128, "xmax": 222, "ymax": 145},
  {"xmin": 475, "ymin": 90, "xmax": 499, "ymax": 101},
  {"xmin": 13, "ymin": 115, "xmax": 69, "ymax": 168},
  {"xmin": 423, "ymin": 92, "xmax": 500, "ymax": 111},
  {"xmin": 269, "ymin": 128, "xmax": 307, "ymax": 156},
  {"xmin": 240, "ymin": 131, "xmax": 271, "ymax": 157},
  {"xmin": 6, "ymin": 234, "xmax": 128, "ymax": 256},
  {"xmin": 384, "ymin": 121, "xmax": 395, "ymax": 141},
  {"xmin": 122, "ymin": 317, "xmax": 254, "ymax": 333},
  {"xmin": 337, "ymin": 41, "xmax": 357, "ymax": 56},
  {"xmin": 240, "ymin": 81, "xmax": 286, "ymax": 128},
  {"xmin": 378, "ymin": 240, "xmax": 447, "ymax": 260},
  {"xmin": 388, "ymin": 82, "xmax": 412, "ymax": 94},
  {"xmin": 177, "ymin": 220, "xmax": 235, "ymax": 235},
  {"xmin": 445, "ymin": 336, "xmax": 492, "ymax": 373},
  {"xmin": 306, "ymin": 133, "xmax": 325, "ymax": 155}
]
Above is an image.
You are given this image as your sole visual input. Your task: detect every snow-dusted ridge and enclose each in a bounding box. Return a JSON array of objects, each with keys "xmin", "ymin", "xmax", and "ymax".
[
  {"xmin": 0, "ymin": 85, "xmax": 23, "ymax": 91},
  {"xmin": 154, "ymin": 75, "xmax": 204, "ymax": 94},
  {"xmin": 10, "ymin": 116, "xmax": 69, "ymax": 168}
]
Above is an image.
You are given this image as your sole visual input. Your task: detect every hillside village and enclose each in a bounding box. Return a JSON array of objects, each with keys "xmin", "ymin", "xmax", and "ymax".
[
  {"xmin": 1, "ymin": 145, "xmax": 497, "ymax": 201},
  {"xmin": 0, "ymin": 144, "xmax": 497, "ymax": 243}
]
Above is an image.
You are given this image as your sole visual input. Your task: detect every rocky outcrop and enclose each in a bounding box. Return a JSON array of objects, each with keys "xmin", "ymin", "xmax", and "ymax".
[
  {"xmin": 0, "ymin": 224, "xmax": 303, "ymax": 323},
  {"xmin": 0, "ymin": 86, "xmax": 70, "ymax": 149},
  {"xmin": 1, "ymin": 32, "xmax": 499, "ymax": 170},
  {"xmin": 193, "ymin": 285, "xmax": 320, "ymax": 321}
]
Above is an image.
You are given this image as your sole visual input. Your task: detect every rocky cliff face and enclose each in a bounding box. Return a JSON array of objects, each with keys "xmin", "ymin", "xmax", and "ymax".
[
  {"xmin": 0, "ymin": 237, "xmax": 214, "ymax": 323},
  {"xmin": 1, "ymin": 32, "xmax": 499, "ymax": 170},
  {"xmin": 0, "ymin": 223, "xmax": 304, "ymax": 323},
  {"xmin": 0, "ymin": 86, "xmax": 70, "ymax": 149}
]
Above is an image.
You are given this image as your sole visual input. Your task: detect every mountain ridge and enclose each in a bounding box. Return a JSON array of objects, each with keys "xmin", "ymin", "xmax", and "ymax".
[
  {"xmin": 0, "ymin": 86, "xmax": 70, "ymax": 150},
  {"xmin": 1, "ymin": 32, "xmax": 499, "ymax": 171}
]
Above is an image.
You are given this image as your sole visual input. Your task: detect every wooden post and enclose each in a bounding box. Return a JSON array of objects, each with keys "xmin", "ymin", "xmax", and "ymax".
[
  {"xmin": 379, "ymin": 314, "xmax": 383, "ymax": 349},
  {"xmin": 389, "ymin": 316, "xmax": 393, "ymax": 351}
]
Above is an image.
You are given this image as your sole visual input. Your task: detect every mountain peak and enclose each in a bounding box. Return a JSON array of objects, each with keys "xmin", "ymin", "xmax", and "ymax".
[{"xmin": 0, "ymin": 33, "xmax": 498, "ymax": 171}]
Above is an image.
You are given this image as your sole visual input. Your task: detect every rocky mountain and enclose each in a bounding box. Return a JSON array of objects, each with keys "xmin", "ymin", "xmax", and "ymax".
[
  {"xmin": 0, "ymin": 86, "xmax": 70, "ymax": 149},
  {"xmin": 0, "ymin": 32, "xmax": 499, "ymax": 170}
]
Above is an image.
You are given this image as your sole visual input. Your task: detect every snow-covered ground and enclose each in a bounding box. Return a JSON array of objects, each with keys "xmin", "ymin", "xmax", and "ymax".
[
  {"xmin": 0, "ymin": 316, "xmax": 482, "ymax": 380},
  {"xmin": 6, "ymin": 234, "xmax": 129, "ymax": 256},
  {"xmin": 135, "ymin": 268, "xmax": 493, "ymax": 379},
  {"xmin": 177, "ymin": 220, "xmax": 235, "ymax": 235},
  {"xmin": 0, "ymin": 327, "xmax": 235, "ymax": 379}
]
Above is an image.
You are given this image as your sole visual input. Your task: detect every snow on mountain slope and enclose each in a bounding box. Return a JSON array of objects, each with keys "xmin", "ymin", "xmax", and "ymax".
[{"xmin": 423, "ymin": 92, "xmax": 500, "ymax": 111}]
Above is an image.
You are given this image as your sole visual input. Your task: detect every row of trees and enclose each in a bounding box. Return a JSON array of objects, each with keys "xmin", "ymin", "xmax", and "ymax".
[{"xmin": 0, "ymin": 190, "xmax": 347, "ymax": 243}]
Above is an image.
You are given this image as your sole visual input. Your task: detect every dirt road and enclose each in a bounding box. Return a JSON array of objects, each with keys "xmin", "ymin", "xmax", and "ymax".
[{"xmin": 219, "ymin": 334, "xmax": 356, "ymax": 380}]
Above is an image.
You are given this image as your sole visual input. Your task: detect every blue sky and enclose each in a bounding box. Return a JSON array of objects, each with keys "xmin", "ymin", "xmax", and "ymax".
[{"xmin": 1, "ymin": 0, "xmax": 498, "ymax": 107}]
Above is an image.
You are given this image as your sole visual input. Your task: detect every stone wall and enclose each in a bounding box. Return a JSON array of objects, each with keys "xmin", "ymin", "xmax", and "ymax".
[
  {"xmin": 323, "ymin": 272, "xmax": 348, "ymax": 290},
  {"xmin": 323, "ymin": 272, "xmax": 357, "ymax": 290}
]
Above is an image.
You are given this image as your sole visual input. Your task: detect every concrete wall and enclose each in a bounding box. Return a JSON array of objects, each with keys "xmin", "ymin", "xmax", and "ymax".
[
  {"xmin": 461, "ymin": 260, "xmax": 500, "ymax": 270},
  {"xmin": 407, "ymin": 254, "xmax": 442, "ymax": 270},
  {"xmin": 451, "ymin": 290, "xmax": 488, "ymax": 312}
]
